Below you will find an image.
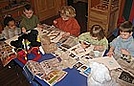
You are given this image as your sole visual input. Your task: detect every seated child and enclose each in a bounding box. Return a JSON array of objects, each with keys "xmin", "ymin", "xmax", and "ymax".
[
  {"xmin": 107, "ymin": 21, "xmax": 134, "ymax": 58},
  {"xmin": 0, "ymin": 15, "xmax": 21, "ymax": 39},
  {"xmin": 53, "ymin": 6, "xmax": 80, "ymax": 37},
  {"xmin": 19, "ymin": 4, "xmax": 42, "ymax": 33},
  {"xmin": 77, "ymin": 24, "xmax": 108, "ymax": 51}
]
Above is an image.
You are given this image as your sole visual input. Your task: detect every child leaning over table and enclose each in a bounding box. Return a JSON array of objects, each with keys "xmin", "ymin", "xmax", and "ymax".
[
  {"xmin": 53, "ymin": 6, "xmax": 80, "ymax": 37},
  {"xmin": 77, "ymin": 24, "xmax": 108, "ymax": 51},
  {"xmin": 19, "ymin": 4, "xmax": 42, "ymax": 33},
  {"xmin": 0, "ymin": 15, "xmax": 21, "ymax": 40},
  {"xmin": 107, "ymin": 21, "xmax": 134, "ymax": 58}
]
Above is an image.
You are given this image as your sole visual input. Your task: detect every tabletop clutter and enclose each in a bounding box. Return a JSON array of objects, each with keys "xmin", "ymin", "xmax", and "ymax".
[{"xmin": 0, "ymin": 24, "xmax": 134, "ymax": 86}]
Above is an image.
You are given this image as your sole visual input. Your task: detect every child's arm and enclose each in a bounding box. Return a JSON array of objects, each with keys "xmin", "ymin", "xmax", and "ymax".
[
  {"xmin": 120, "ymin": 49, "xmax": 131, "ymax": 56},
  {"xmin": 37, "ymin": 24, "xmax": 43, "ymax": 28},
  {"xmin": 69, "ymin": 18, "xmax": 80, "ymax": 36},
  {"xmin": 94, "ymin": 45, "xmax": 105, "ymax": 51},
  {"xmin": 21, "ymin": 27, "xmax": 27, "ymax": 33},
  {"xmin": 53, "ymin": 19, "xmax": 58, "ymax": 27},
  {"xmin": 107, "ymin": 46, "xmax": 115, "ymax": 57}
]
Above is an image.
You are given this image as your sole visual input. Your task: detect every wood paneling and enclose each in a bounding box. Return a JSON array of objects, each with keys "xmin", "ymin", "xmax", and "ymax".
[{"xmin": 31, "ymin": 0, "xmax": 66, "ymax": 21}]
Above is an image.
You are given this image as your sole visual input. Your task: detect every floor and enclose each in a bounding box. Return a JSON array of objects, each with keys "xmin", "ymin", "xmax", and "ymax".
[
  {"xmin": 0, "ymin": 1, "xmax": 89, "ymax": 86},
  {"xmin": 0, "ymin": 61, "xmax": 30, "ymax": 86}
]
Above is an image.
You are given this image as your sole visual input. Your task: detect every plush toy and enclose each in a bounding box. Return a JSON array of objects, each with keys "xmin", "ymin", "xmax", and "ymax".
[
  {"xmin": 16, "ymin": 48, "xmax": 27, "ymax": 64},
  {"xmin": 28, "ymin": 41, "xmax": 41, "ymax": 61},
  {"xmin": 10, "ymin": 29, "xmax": 42, "ymax": 64},
  {"xmin": 40, "ymin": 34, "xmax": 57, "ymax": 53},
  {"xmin": 87, "ymin": 62, "xmax": 119, "ymax": 86},
  {"xmin": 10, "ymin": 34, "xmax": 28, "ymax": 64}
]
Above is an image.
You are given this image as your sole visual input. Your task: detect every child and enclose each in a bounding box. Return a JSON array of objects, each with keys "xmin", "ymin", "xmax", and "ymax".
[
  {"xmin": 0, "ymin": 15, "xmax": 21, "ymax": 39},
  {"xmin": 53, "ymin": 6, "xmax": 80, "ymax": 37},
  {"xmin": 77, "ymin": 24, "xmax": 108, "ymax": 51},
  {"xmin": 19, "ymin": 4, "xmax": 42, "ymax": 33},
  {"xmin": 107, "ymin": 21, "xmax": 134, "ymax": 57}
]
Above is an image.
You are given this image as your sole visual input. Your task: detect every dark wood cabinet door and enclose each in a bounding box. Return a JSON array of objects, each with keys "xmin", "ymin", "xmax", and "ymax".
[{"xmin": 31, "ymin": 0, "xmax": 66, "ymax": 21}]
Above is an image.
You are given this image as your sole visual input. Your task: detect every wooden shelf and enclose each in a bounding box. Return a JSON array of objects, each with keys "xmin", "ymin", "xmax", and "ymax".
[{"xmin": 88, "ymin": 0, "xmax": 121, "ymax": 37}]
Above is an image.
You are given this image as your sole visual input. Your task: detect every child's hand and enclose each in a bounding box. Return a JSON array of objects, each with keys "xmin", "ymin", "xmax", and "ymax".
[
  {"xmin": 53, "ymin": 20, "xmax": 57, "ymax": 24},
  {"xmin": 80, "ymin": 41, "xmax": 90, "ymax": 49},
  {"xmin": 21, "ymin": 27, "xmax": 26, "ymax": 33},
  {"xmin": 37, "ymin": 24, "xmax": 43, "ymax": 28},
  {"xmin": 120, "ymin": 49, "xmax": 130, "ymax": 56},
  {"xmin": 107, "ymin": 50, "xmax": 114, "ymax": 57},
  {"xmin": 37, "ymin": 24, "xmax": 43, "ymax": 31},
  {"xmin": 94, "ymin": 45, "xmax": 104, "ymax": 51},
  {"xmin": 62, "ymin": 32, "xmax": 70, "ymax": 38}
]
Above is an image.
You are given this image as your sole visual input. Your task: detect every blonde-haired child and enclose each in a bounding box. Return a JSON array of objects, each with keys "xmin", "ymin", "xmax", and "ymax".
[{"xmin": 53, "ymin": 6, "xmax": 80, "ymax": 37}]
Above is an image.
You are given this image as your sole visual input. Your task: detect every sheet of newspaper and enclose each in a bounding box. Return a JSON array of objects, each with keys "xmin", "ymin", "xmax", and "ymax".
[{"xmin": 24, "ymin": 58, "xmax": 67, "ymax": 86}]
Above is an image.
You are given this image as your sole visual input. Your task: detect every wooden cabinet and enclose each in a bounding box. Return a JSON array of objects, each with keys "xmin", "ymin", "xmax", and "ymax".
[
  {"xmin": 88, "ymin": 0, "xmax": 121, "ymax": 37},
  {"xmin": 30, "ymin": 0, "xmax": 66, "ymax": 21}
]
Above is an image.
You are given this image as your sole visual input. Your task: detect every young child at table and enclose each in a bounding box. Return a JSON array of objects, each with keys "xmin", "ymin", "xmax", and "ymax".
[
  {"xmin": 107, "ymin": 21, "xmax": 134, "ymax": 58},
  {"xmin": 53, "ymin": 6, "xmax": 80, "ymax": 37},
  {"xmin": 0, "ymin": 15, "xmax": 21, "ymax": 40},
  {"xmin": 19, "ymin": 4, "xmax": 42, "ymax": 33},
  {"xmin": 77, "ymin": 24, "xmax": 108, "ymax": 51}
]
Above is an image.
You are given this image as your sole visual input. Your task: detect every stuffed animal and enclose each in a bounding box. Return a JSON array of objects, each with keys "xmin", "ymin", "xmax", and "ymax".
[
  {"xmin": 87, "ymin": 62, "xmax": 119, "ymax": 86},
  {"xmin": 40, "ymin": 34, "xmax": 57, "ymax": 53},
  {"xmin": 16, "ymin": 48, "xmax": 27, "ymax": 64},
  {"xmin": 28, "ymin": 41, "xmax": 41, "ymax": 61},
  {"xmin": 10, "ymin": 34, "xmax": 28, "ymax": 64},
  {"xmin": 10, "ymin": 29, "xmax": 42, "ymax": 64}
]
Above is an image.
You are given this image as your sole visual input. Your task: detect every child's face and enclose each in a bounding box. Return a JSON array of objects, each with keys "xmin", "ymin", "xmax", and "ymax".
[
  {"xmin": 61, "ymin": 15, "xmax": 69, "ymax": 21},
  {"xmin": 91, "ymin": 36, "xmax": 98, "ymax": 40},
  {"xmin": 23, "ymin": 9, "xmax": 33, "ymax": 18},
  {"xmin": 120, "ymin": 31, "xmax": 132, "ymax": 39},
  {"xmin": 8, "ymin": 21, "xmax": 16, "ymax": 29}
]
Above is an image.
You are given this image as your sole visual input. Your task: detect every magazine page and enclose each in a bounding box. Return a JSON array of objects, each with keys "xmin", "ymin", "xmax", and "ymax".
[
  {"xmin": 68, "ymin": 43, "xmax": 105, "ymax": 58},
  {"xmin": 60, "ymin": 36, "xmax": 78, "ymax": 49},
  {"xmin": 39, "ymin": 58, "xmax": 67, "ymax": 86},
  {"xmin": 25, "ymin": 58, "xmax": 67, "ymax": 86},
  {"xmin": 88, "ymin": 56, "xmax": 121, "ymax": 70},
  {"xmin": 4, "ymin": 35, "xmax": 19, "ymax": 47},
  {"xmin": 0, "ymin": 41, "xmax": 16, "ymax": 66},
  {"xmin": 72, "ymin": 61, "xmax": 91, "ymax": 77},
  {"xmin": 24, "ymin": 60, "xmax": 46, "ymax": 78},
  {"xmin": 68, "ymin": 43, "xmax": 94, "ymax": 57},
  {"xmin": 52, "ymin": 49, "xmax": 77, "ymax": 69}
]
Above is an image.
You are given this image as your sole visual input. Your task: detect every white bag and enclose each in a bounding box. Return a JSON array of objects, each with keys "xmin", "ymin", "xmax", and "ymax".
[{"xmin": 87, "ymin": 62, "xmax": 119, "ymax": 86}]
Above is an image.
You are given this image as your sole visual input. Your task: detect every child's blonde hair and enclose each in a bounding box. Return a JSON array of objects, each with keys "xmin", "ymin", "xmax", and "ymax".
[
  {"xmin": 90, "ymin": 25, "xmax": 105, "ymax": 40},
  {"xmin": 59, "ymin": 6, "xmax": 76, "ymax": 17}
]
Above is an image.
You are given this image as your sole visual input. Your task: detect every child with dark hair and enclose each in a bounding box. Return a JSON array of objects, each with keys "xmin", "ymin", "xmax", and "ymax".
[
  {"xmin": 77, "ymin": 24, "xmax": 108, "ymax": 51},
  {"xmin": 107, "ymin": 21, "xmax": 134, "ymax": 57},
  {"xmin": 19, "ymin": 4, "xmax": 42, "ymax": 33},
  {"xmin": 0, "ymin": 15, "xmax": 21, "ymax": 39}
]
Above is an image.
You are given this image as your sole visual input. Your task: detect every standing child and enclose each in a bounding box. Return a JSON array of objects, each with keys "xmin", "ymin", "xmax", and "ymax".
[
  {"xmin": 0, "ymin": 15, "xmax": 21, "ymax": 40},
  {"xmin": 19, "ymin": 4, "xmax": 42, "ymax": 33},
  {"xmin": 53, "ymin": 6, "xmax": 80, "ymax": 37},
  {"xmin": 107, "ymin": 21, "xmax": 134, "ymax": 57},
  {"xmin": 77, "ymin": 24, "xmax": 108, "ymax": 51}
]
